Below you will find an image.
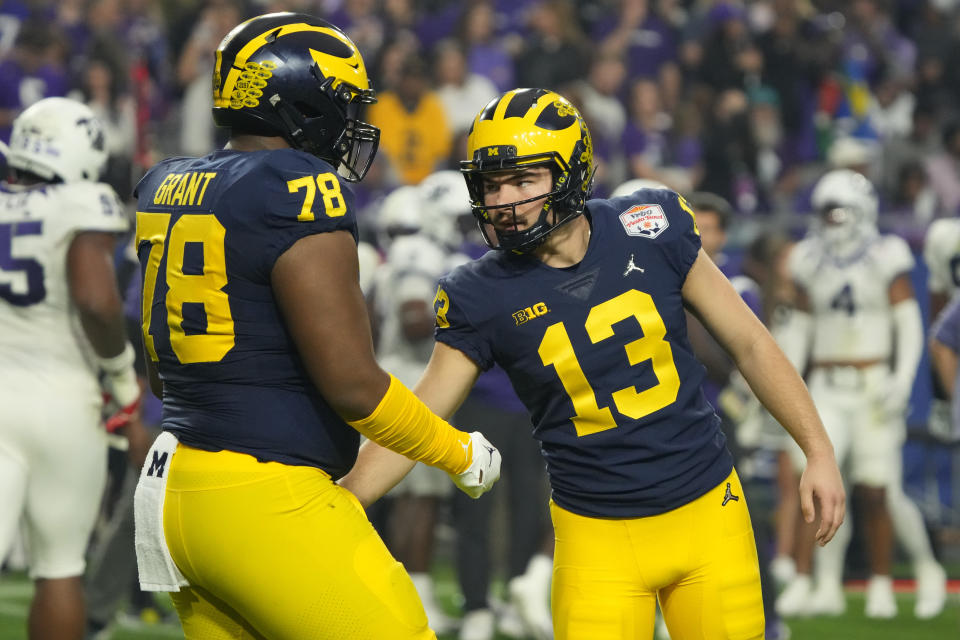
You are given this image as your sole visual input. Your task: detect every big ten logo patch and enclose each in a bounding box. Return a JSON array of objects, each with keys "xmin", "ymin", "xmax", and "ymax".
[
  {"xmin": 619, "ymin": 204, "xmax": 669, "ymax": 239},
  {"xmin": 513, "ymin": 302, "xmax": 550, "ymax": 325},
  {"xmin": 230, "ymin": 60, "xmax": 276, "ymax": 109}
]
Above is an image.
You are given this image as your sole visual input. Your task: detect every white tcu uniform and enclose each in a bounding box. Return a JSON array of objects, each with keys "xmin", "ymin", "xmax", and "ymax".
[
  {"xmin": 0, "ymin": 180, "xmax": 128, "ymax": 578},
  {"xmin": 787, "ymin": 234, "xmax": 914, "ymax": 486},
  {"xmin": 373, "ymin": 234, "xmax": 456, "ymax": 496},
  {"xmin": 923, "ymin": 217, "xmax": 960, "ymax": 301}
]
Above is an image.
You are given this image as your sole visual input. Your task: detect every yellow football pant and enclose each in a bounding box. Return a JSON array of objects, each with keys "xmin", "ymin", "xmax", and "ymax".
[
  {"xmin": 551, "ymin": 470, "xmax": 764, "ymax": 640},
  {"xmin": 162, "ymin": 444, "xmax": 435, "ymax": 640}
]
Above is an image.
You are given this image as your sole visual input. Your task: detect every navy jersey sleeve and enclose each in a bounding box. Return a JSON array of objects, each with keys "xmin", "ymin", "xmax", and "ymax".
[
  {"xmin": 247, "ymin": 151, "xmax": 358, "ymax": 277},
  {"xmin": 433, "ymin": 271, "xmax": 495, "ymax": 371},
  {"xmin": 653, "ymin": 190, "xmax": 701, "ymax": 280}
]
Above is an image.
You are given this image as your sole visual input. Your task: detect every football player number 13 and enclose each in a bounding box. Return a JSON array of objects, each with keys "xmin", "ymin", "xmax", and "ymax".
[{"xmin": 539, "ymin": 289, "xmax": 681, "ymax": 436}]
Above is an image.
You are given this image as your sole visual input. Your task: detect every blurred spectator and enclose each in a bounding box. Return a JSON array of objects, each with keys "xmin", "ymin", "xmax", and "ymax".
[
  {"xmin": 889, "ymin": 160, "xmax": 939, "ymax": 226},
  {"xmin": 700, "ymin": 88, "xmax": 759, "ymax": 212},
  {"xmin": 370, "ymin": 30, "xmax": 420, "ymax": 92},
  {"xmin": 174, "ymin": 0, "xmax": 242, "ymax": 157},
  {"xmin": 325, "ymin": 0, "xmax": 388, "ymax": 69},
  {"xmin": 595, "ymin": 0, "xmax": 682, "ymax": 110},
  {"xmin": 696, "ymin": 2, "xmax": 763, "ymax": 94},
  {"xmin": 841, "ymin": 0, "xmax": 916, "ymax": 86},
  {"xmin": 513, "ymin": 0, "xmax": 587, "ymax": 91},
  {"xmin": 69, "ymin": 51, "xmax": 136, "ymax": 198},
  {"xmin": 749, "ymin": 86, "xmax": 786, "ymax": 206},
  {"xmin": 623, "ymin": 77, "xmax": 686, "ymax": 191},
  {"xmin": 925, "ymin": 119, "xmax": 960, "ymax": 217},
  {"xmin": 369, "ymin": 53, "xmax": 452, "ymax": 185},
  {"xmin": 573, "ymin": 53, "xmax": 629, "ymax": 194},
  {"xmin": 870, "ymin": 73, "xmax": 916, "ymax": 143},
  {"xmin": 433, "ymin": 38, "xmax": 498, "ymax": 137},
  {"xmin": 457, "ymin": 0, "xmax": 515, "ymax": 92},
  {"xmin": 756, "ymin": 0, "xmax": 830, "ymax": 171},
  {"xmin": 881, "ymin": 101, "xmax": 940, "ymax": 200},
  {"xmin": 0, "ymin": 0, "xmax": 30, "ymax": 58},
  {"xmin": 0, "ymin": 21, "xmax": 69, "ymax": 142}
]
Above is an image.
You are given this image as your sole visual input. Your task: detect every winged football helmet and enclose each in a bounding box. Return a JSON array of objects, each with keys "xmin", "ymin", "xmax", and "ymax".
[
  {"xmin": 212, "ymin": 12, "xmax": 379, "ymax": 181},
  {"xmin": 460, "ymin": 88, "xmax": 596, "ymax": 252}
]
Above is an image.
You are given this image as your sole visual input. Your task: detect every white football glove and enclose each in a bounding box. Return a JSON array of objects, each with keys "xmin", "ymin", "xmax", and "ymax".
[
  {"xmin": 450, "ymin": 431, "xmax": 501, "ymax": 499},
  {"xmin": 878, "ymin": 375, "xmax": 911, "ymax": 420},
  {"xmin": 99, "ymin": 343, "xmax": 141, "ymax": 408}
]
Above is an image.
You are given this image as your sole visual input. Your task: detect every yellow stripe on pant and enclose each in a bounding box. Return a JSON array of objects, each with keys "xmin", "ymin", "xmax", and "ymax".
[
  {"xmin": 162, "ymin": 443, "xmax": 435, "ymax": 640},
  {"xmin": 550, "ymin": 469, "xmax": 764, "ymax": 640}
]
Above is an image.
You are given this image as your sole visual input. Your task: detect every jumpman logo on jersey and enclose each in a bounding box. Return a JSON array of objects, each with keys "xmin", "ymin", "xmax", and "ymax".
[
  {"xmin": 722, "ymin": 482, "xmax": 739, "ymax": 506},
  {"xmin": 623, "ymin": 254, "xmax": 645, "ymax": 276}
]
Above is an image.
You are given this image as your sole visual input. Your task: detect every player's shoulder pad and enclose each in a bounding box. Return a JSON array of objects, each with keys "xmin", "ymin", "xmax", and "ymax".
[
  {"xmin": 786, "ymin": 237, "xmax": 820, "ymax": 284},
  {"xmin": 256, "ymin": 148, "xmax": 338, "ymax": 183},
  {"xmin": 134, "ymin": 156, "xmax": 189, "ymax": 200},
  {"xmin": 58, "ymin": 181, "xmax": 128, "ymax": 233},
  {"xmin": 924, "ymin": 217, "xmax": 960, "ymax": 258},
  {"xmin": 254, "ymin": 149, "xmax": 354, "ymax": 219},
  {"xmin": 439, "ymin": 251, "xmax": 495, "ymax": 298},
  {"xmin": 877, "ymin": 233, "xmax": 915, "ymax": 276},
  {"xmin": 593, "ymin": 187, "xmax": 697, "ymax": 241}
]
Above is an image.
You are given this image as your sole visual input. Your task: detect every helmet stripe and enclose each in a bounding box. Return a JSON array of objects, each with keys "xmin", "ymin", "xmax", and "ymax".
[
  {"xmin": 215, "ymin": 23, "xmax": 367, "ymax": 109},
  {"xmin": 503, "ymin": 88, "xmax": 548, "ymax": 119}
]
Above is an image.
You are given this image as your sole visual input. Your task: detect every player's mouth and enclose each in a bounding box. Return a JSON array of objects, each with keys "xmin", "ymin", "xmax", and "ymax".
[{"xmin": 494, "ymin": 213, "xmax": 526, "ymax": 233}]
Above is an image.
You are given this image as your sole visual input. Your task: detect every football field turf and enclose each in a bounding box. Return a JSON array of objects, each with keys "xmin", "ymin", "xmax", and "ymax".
[{"xmin": 0, "ymin": 571, "xmax": 956, "ymax": 639}]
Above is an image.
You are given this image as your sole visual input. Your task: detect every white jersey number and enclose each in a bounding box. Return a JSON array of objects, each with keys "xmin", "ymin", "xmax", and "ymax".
[{"xmin": 0, "ymin": 221, "xmax": 46, "ymax": 306}]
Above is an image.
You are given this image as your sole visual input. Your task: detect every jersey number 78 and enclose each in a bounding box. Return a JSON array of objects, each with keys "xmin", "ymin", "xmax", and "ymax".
[{"xmin": 136, "ymin": 212, "xmax": 235, "ymax": 364}]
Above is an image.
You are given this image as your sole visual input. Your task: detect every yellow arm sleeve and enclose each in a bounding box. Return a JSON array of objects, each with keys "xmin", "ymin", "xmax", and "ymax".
[{"xmin": 347, "ymin": 375, "xmax": 472, "ymax": 475}]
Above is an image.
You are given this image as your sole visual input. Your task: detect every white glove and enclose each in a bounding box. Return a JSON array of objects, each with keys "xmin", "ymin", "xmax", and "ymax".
[
  {"xmin": 98, "ymin": 343, "xmax": 141, "ymax": 408},
  {"xmin": 450, "ymin": 431, "xmax": 501, "ymax": 499},
  {"xmin": 878, "ymin": 375, "xmax": 911, "ymax": 420}
]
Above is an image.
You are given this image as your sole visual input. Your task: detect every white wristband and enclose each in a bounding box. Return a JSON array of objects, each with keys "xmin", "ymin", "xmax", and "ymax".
[{"xmin": 97, "ymin": 342, "xmax": 135, "ymax": 374}]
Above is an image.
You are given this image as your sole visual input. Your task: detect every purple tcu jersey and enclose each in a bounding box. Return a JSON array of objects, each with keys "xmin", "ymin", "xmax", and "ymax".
[
  {"xmin": 434, "ymin": 188, "xmax": 733, "ymax": 517},
  {"xmin": 134, "ymin": 148, "xmax": 360, "ymax": 478}
]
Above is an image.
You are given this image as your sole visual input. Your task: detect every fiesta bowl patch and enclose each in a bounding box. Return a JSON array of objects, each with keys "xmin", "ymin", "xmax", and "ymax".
[{"xmin": 619, "ymin": 204, "xmax": 668, "ymax": 238}]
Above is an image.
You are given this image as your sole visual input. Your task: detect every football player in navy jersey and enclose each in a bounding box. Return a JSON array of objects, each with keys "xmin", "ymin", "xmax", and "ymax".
[
  {"xmin": 341, "ymin": 88, "xmax": 845, "ymax": 640},
  {"xmin": 131, "ymin": 13, "xmax": 500, "ymax": 640}
]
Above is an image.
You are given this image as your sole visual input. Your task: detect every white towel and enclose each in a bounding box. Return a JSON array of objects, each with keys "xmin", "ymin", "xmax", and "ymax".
[{"xmin": 134, "ymin": 431, "xmax": 189, "ymax": 592}]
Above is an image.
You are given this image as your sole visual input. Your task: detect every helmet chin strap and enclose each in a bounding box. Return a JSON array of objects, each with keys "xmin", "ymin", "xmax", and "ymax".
[{"xmin": 494, "ymin": 198, "xmax": 586, "ymax": 253}]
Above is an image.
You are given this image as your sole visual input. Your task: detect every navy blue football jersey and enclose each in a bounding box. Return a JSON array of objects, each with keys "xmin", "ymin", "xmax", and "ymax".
[
  {"xmin": 134, "ymin": 148, "xmax": 360, "ymax": 478},
  {"xmin": 434, "ymin": 188, "xmax": 733, "ymax": 517}
]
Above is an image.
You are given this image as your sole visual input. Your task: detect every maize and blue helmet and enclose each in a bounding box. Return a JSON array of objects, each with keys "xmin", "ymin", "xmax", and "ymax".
[
  {"xmin": 212, "ymin": 12, "xmax": 379, "ymax": 181},
  {"xmin": 460, "ymin": 88, "xmax": 596, "ymax": 252}
]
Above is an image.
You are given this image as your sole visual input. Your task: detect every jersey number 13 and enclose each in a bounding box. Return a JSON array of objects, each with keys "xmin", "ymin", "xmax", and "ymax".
[{"xmin": 539, "ymin": 289, "xmax": 681, "ymax": 437}]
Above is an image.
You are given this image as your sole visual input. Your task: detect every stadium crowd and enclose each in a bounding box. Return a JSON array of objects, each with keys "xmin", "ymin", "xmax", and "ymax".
[{"xmin": 1, "ymin": 1, "xmax": 959, "ymax": 640}]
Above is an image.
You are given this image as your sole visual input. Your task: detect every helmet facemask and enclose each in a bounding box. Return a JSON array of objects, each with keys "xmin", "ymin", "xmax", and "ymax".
[
  {"xmin": 815, "ymin": 202, "xmax": 874, "ymax": 258},
  {"xmin": 464, "ymin": 157, "xmax": 583, "ymax": 253},
  {"xmin": 271, "ymin": 74, "xmax": 379, "ymax": 182},
  {"xmin": 459, "ymin": 89, "xmax": 596, "ymax": 253},
  {"xmin": 211, "ymin": 13, "xmax": 380, "ymax": 181},
  {"xmin": 809, "ymin": 168, "xmax": 879, "ymax": 259},
  {"xmin": 462, "ymin": 151, "xmax": 594, "ymax": 253}
]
